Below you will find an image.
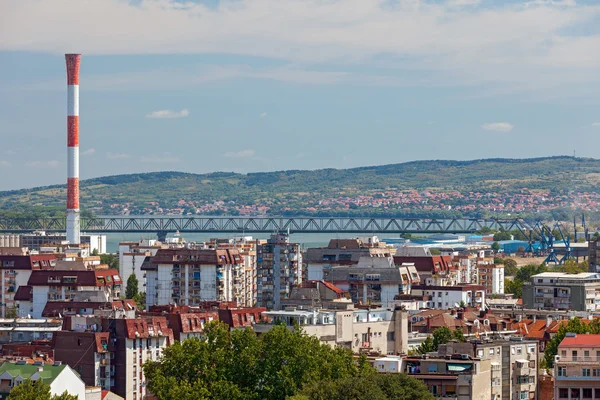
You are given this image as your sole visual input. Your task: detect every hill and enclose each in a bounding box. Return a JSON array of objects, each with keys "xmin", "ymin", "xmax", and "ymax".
[{"xmin": 1, "ymin": 156, "xmax": 600, "ymax": 219}]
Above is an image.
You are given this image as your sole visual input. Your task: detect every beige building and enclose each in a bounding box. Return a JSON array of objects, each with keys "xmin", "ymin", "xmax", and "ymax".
[
  {"xmin": 403, "ymin": 354, "xmax": 491, "ymax": 400},
  {"xmin": 554, "ymin": 333, "xmax": 600, "ymax": 400},
  {"xmin": 254, "ymin": 306, "xmax": 408, "ymax": 355}
]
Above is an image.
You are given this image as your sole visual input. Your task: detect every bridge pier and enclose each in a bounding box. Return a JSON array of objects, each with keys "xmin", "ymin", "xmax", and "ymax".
[{"xmin": 156, "ymin": 231, "xmax": 168, "ymax": 242}]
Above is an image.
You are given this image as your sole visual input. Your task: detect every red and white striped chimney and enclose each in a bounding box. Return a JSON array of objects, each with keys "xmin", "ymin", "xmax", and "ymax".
[{"xmin": 66, "ymin": 54, "xmax": 81, "ymax": 244}]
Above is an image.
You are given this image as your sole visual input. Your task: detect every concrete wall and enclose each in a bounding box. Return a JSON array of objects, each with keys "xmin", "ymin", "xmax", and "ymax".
[{"xmin": 51, "ymin": 367, "xmax": 86, "ymax": 400}]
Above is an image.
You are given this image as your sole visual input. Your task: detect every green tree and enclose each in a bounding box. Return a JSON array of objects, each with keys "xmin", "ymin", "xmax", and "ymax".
[
  {"xmin": 491, "ymin": 241, "xmax": 500, "ymax": 252},
  {"xmin": 452, "ymin": 329, "xmax": 466, "ymax": 342},
  {"xmin": 126, "ymin": 274, "xmax": 139, "ymax": 299},
  {"xmin": 91, "ymin": 248, "xmax": 99, "ymax": 256},
  {"xmin": 144, "ymin": 321, "xmax": 372, "ymax": 400},
  {"xmin": 503, "ymin": 259, "xmax": 518, "ymax": 276},
  {"xmin": 493, "ymin": 232, "xmax": 512, "ymax": 241},
  {"xmin": 99, "ymin": 254, "xmax": 119, "ymax": 270},
  {"xmin": 543, "ymin": 317, "xmax": 600, "ymax": 368},
  {"xmin": 504, "ymin": 279, "xmax": 522, "ymax": 298},
  {"xmin": 429, "ymin": 248, "xmax": 441, "ymax": 256},
  {"xmin": 7, "ymin": 379, "xmax": 77, "ymax": 400},
  {"xmin": 133, "ymin": 292, "xmax": 146, "ymax": 310},
  {"xmin": 417, "ymin": 327, "xmax": 462, "ymax": 354},
  {"xmin": 297, "ymin": 373, "xmax": 433, "ymax": 400},
  {"xmin": 416, "ymin": 336, "xmax": 435, "ymax": 354}
]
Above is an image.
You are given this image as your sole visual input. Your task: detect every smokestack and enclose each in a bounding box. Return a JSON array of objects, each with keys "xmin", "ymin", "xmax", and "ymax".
[{"xmin": 65, "ymin": 54, "xmax": 81, "ymax": 244}]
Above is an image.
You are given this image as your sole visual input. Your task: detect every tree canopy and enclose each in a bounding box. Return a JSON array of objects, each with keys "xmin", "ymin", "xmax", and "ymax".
[
  {"xmin": 7, "ymin": 379, "xmax": 77, "ymax": 400},
  {"xmin": 126, "ymin": 274, "xmax": 139, "ymax": 299},
  {"xmin": 143, "ymin": 321, "xmax": 430, "ymax": 400},
  {"xmin": 502, "ymin": 259, "xmax": 518, "ymax": 276},
  {"xmin": 505, "ymin": 264, "xmax": 548, "ymax": 298},
  {"xmin": 99, "ymin": 254, "xmax": 119, "ymax": 270},
  {"xmin": 417, "ymin": 327, "xmax": 465, "ymax": 354}
]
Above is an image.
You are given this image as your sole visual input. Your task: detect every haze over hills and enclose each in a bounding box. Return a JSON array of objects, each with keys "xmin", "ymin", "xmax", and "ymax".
[{"xmin": 2, "ymin": 156, "xmax": 600, "ymax": 219}]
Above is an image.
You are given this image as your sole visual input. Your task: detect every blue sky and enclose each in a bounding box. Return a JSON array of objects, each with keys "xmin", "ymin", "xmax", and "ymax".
[{"xmin": 1, "ymin": 0, "xmax": 600, "ymax": 190}]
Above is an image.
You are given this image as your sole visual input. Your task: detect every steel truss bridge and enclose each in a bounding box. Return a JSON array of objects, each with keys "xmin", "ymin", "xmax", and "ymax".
[{"xmin": 0, "ymin": 216, "xmax": 529, "ymax": 240}]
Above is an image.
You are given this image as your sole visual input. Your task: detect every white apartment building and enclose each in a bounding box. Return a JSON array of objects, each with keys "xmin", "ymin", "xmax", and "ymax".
[
  {"xmin": 19, "ymin": 269, "xmax": 122, "ymax": 318},
  {"xmin": 411, "ymin": 285, "xmax": 486, "ymax": 310},
  {"xmin": 119, "ymin": 239, "xmax": 164, "ymax": 295},
  {"xmin": 143, "ymin": 248, "xmax": 243, "ymax": 308}
]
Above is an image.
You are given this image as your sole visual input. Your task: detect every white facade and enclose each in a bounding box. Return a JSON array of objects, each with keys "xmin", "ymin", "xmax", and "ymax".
[
  {"xmin": 124, "ymin": 335, "xmax": 168, "ymax": 400},
  {"xmin": 412, "ymin": 287, "xmax": 486, "ymax": 310},
  {"xmin": 374, "ymin": 356, "xmax": 404, "ymax": 373},
  {"xmin": 119, "ymin": 240, "xmax": 162, "ymax": 295},
  {"xmin": 49, "ymin": 366, "xmax": 86, "ymax": 399}
]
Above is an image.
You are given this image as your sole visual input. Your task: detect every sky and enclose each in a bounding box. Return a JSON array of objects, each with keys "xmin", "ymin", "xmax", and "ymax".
[{"xmin": 1, "ymin": 0, "xmax": 600, "ymax": 191}]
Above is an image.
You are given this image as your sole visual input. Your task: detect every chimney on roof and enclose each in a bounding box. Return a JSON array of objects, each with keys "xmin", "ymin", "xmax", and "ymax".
[
  {"xmin": 457, "ymin": 310, "xmax": 464, "ymax": 321},
  {"xmin": 426, "ymin": 316, "xmax": 431, "ymax": 331}
]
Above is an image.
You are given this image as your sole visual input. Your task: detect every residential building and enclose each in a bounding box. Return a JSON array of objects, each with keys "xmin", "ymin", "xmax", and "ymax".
[
  {"xmin": 328, "ymin": 257, "xmax": 420, "ymax": 307},
  {"xmin": 554, "ymin": 333, "xmax": 600, "ymax": 400},
  {"xmin": 217, "ymin": 306, "xmax": 266, "ymax": 330},
  {"xmin": 118, "ymin": 239, "xmax": 164, "ymax": 297},
  {"xmin": 0, "ymin": 254, "xmax": 56, "ymax": 317},
  {"xmin": 477, "ymin": 263, "xmax": 504, "ymax": 295},
  {"xmin": 304, "ymin": 237, "xmax": 394, "ymax": 281},
  {"xmin": 54, "ymin": 316, "xmax": 173, "ymax": 400},
  {"xmin": 403, "ymin": 353, "xmax": 491, "ymax": 399},
  {"xmin": 0, "ymin": 318, "xmax": 62, "ymax": 343},
  {"xmin": 52, "ymin": 331, "xmax": 113, "ymax": 392},
  {"xmin": 523, "ymin": 272, "xmax": 600, "ymax": 312},
  {"xmin": 19, "ymin": 269, "xmax": 122, "ymax": 318},
  {"xmin": 256, "ymin": 233, "xmax": 302, "ymax": 310},
  {"xmin": 0, "ymin": 361, "xmax": 86, "ymax": 399},
  {"xmin": 393, "ymin": 254, "xmax": 457, "ymax": 286},
  {"xmin": 589, "ymin": 239, "xmax": 600, "ymax": 272},
  {"xmin": 19, "ymin": 233, "xmax": 107, "ymax": 253},
  {"xmin": 208, "ymin": 237, "xmax": 258, "ymax": 307},
  {"xmin": 165, "ymin": 311, "xmax": 218, "ymax": 341},
  {"xmin": 142, "ymin": 248, "xmax": 243, "ymax": 308},
  {"xmin": 255, "ymin": 306, "xmax": 408, "ymax": 355},
  {"xmin": 281, "ymin": 280, "xmax": 349, "ymax": 309},
  {"xmin": 411, "ymin": 285, "xmax": 486, "ymax": 310}
]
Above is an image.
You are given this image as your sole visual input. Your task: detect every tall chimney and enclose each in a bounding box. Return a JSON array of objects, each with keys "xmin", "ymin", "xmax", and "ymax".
[{"xmin": 65, "ymin": 54, "xmax": 81, "ymax": 244}]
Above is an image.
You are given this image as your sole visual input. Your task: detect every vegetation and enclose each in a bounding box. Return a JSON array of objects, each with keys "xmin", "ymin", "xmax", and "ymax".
[
  {"xmin": 7, "ymin": 379, "xmax": 77, "ymax": 400},
  {"xmin": 99, "ymin": 254, "xmax": 119, "ymax": 270},
  {"xmin": 126, "ymin": 274, "xmax": 139, "ymax": 300},
  {"xmin": 503, "ymin": 259, "xmax": 518, "ymax": 276},
  {"xmin": 2, "ymin": 156, "xmax": 600, "ymax": 219},
  {"xmin": 544, "ymin": 317, "xmax": 600, "ymax": 368},
  {"xmin": 504, "ymin": 264, "xmax": 548, "ymax": 298},
  {"xmin": 417, "ymin": 327, "xmax": 465, "ymax": 354},
  {"xmin": 143, "ymin": 321, "xmax": 430, "ymax": 400}
]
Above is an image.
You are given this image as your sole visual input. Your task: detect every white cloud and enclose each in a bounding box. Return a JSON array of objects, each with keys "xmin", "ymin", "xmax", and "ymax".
[
  {"xmin": 592, "ymin": 122, "xmax": 600, "ymax": 127},
  {"xmin": 225, "ymin": 149, "xmax": 256, "ymax": 158},
  {"xmin": 82, "ymin": 148, "xmax": 96, "ymax": 156},
  {"xmin": 2, "ymin": 0, "xmax": 600, "ymax": 96},
  {"xmin": 260, "ymin": 112, "xmax": 267, "ymax": 118},
  {"xmin": 0, "ymin": 161, "xmax": 12, "ymax": 168},
  {"xmin": 107, "ymin": 152, "xmax": 130, "ymax": 159},
  {"xmin": 146, "ymin": 109, "xmax": 189, "ymax": 119},
  {"xmin": 140, "ymin": 153, "xmax": 181, "ymax": 163},
  {"xmin": 481, "ymin": 122, "xmax": 515, "ymax": 132},
  {"xmin": 25, "ymin": 160, "xmax": 59, "ymax": 168}
]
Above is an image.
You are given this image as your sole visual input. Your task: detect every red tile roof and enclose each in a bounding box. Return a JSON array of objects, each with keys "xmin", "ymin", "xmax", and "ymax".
[
  {"xmin": 559, "ymin": 334, "xmax": 600, "ymax": 348},
  {"xmin": 0, "ymin": 255, "xmax": 56, "ymax": 270},
  {"xmin": 27, "ymin": 269, "xmax": 121, "ymax": 287},
  {"xmin": 152, "ymin": 248, "xmax": 243, "ymax": 265},
  {"xmin": 320, "ymin": 281, "xmax": 345, "ymax": 296}
]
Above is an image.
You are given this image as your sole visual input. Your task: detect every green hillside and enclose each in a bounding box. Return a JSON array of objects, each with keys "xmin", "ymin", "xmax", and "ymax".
[{"xmin": 1, "ymin": 156, "xmax": 599, "ymax": 219}]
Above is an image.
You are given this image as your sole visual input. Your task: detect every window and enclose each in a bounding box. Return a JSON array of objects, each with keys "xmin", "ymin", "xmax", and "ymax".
[
  {"xmin": 387, "ymin": 332, "xmax": 395, "ymax": 341},
  {"xmin": 585, "ymin": 350, "xmax": 590, "ymax": 358},
  {"xmin": 558, "ymin": 367, "xmax": 566, "ymax": 377},
  {"xmin": 489, "ymin": 348, "xmax": 494, "ymax": 356},
  {"xmin": 133, "ymin": 339, "xmax": 137, "ymax": 348},
  {"xmin": 558, "ymin": 388, "xmax": 569, "ymax": 399},
  {"xmin": 593, "ymin": 369, "xmax": 600, "ymax": 377},
  {"xmin": 561, "ymin": 350, "xmax": 566, "ymax": 357},
  {"xmin": 516, "ymin": 346, "xmax": 522, "ymax": 355},
  {"xmin": 572, "ymin": 350, "xmax": 578, "ymax": 361},
  {"xmin": 583, "ymin": 368, "xmax": 591, "ymax": 377},
  {"xmin": 583, "ymin": 389, "xmax": 593, "ymax": 399}
]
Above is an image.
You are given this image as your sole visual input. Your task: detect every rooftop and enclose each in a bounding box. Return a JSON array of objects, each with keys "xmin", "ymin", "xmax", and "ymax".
[{"xmin": 559, "ymin": 334, "xmax": 600, "ymax": 348}]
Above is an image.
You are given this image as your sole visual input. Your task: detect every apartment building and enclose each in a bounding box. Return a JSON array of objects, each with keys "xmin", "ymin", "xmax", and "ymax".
[
  {"xmin": 0, "ymin": 318, "xmax": 62, "ymax": 343},
  {"xmin": 523, "ymin": 272, "xmax": 600, "ymax": 311},
  {"xmin": 411, "ymin": 285, "xmax": 486, "ymax": 310},
  {"xmin": 208, "ymin": 237, "xmax": 258, "ymax": 307},
  {"xmin": 143, "ymin": 248, "xmax": 243, "ymax": 308},
  {"xmin": 477, "ymin": 263, "xmax": 505, "ymax": 295},
  {"xmin": 255, "ymin": 307, "xmax": 408, "ymax": 355},
  {"xmin": 328, "ymin": 257, "xmax": 420, "ymax": 306},
  {"xmin": 54, "ymin": 315, "xmax": 172, "ymax": 400},
  {"xmin": 0, "ymin": 361, "xmax": 85, "ymax": 399},
  {"xmin": 403, "ymin": 354, "xmax": 491, "ymax": 399},
  {"xmin": 165, "ymin": 311, "xmax": 218, "ymax": 341},
  {"xmin": 304, "ymin": 237, "xmax": 394, "ymax": 281},
  {"xmin": 394, "ymin": 253, "xmax": 457, "ymax": 286},
  {"xmin": 119, "ymin": 239, "xmax": 164, "ymax": 295},
  {"xmin": 19, "ymin": 269, "xmax": 122, "ymax": 318},
  {"xmin": 589, "ymin": 239, "xmax": 600, "ymax": 272},
  {"xmin": 554, "ymin": 333, "xmax": 600, "ymax": 400},
  {"xmin": 0, "ymin": 254, "xmax": 56, "ymax": 317},
  {"xmin": 256, "ymin": 233, "xmax": 302, "ymax": 310},
  {"xmin": 16, "ymin": 233, "xmax": 107, "ymax": 253}
]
